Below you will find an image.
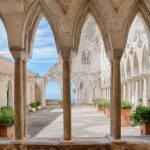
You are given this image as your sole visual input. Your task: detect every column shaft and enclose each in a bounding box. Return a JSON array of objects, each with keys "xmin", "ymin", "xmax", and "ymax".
[
  {"xmin": 110, "ymin": 62, "xmax": 113, "ymax": 136},
  {"xmin": 143, "ymin": 78, "xmax": 148, "ymax": 106},
  {"xmin": 113, "ymin": 58, "xmax": 121, "ymax": 139},
  {"xmin": 23, "ymin": 61, "xmax": 27, "ymax": 137},
  {"xmin": 63, "ymin": 59, "xmax": 71, "ymax": 140},
  {"xmin": 14, "ymin": 59, "xmax": 24, "ymax": 140}
]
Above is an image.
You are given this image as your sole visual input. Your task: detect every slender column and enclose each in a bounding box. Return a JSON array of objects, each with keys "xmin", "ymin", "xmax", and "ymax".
[
  {"xmin": 110, "ymin": 61, "xmax": 113, "ymax": 136},
  {"xmin": 22, "ymin": 60, "xmax": 27, "ymax": 138},
  {"xmin": 112, "ymin": 49, "xmax": 123, "ymax": 140},
  {"xmin": 135, "ymin": 80, "xmax": 139, "ymax": 105},
  {"xmin": 14, "ymin": 58, "xmax": 24, "ymax": 140},
  {"xmin": 61, "ymin": 49, "xmax": 71, "ymax": 141},
  {"xmin": 143, "ymin": 77, "xmax": 148, "ymax": 106},
  {"xmin": 113, "ymin": 58, "xmax": 121, "ymax": 139},
  {"xmin": 123, "ymin": 84, "xmax": 126, "ymax": 100}
]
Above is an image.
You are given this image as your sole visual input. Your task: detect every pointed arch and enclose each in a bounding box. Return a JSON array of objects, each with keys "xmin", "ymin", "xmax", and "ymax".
[
  {"xmin": 0, "ymin": 18, "xmax": 9, "ymax": 51},
  {"xmin": 45, "ymin": 74, "xmax": 62, "ymax": 90},
  {"xmin": 46, "ymin": 81, "xmax": 62, "ymax": 100},
  {"xmin": 142, "ymin": 46, "xmax": 149, "ymax": 74},
  {"xmin": 23, "ymin": 1, "xmax": 59, "ymax": 57},
  {"xmin": 126, "ymin": 57, "xmax": 131, "ymax": 79},
  {"xmin": 126, "ymin": 12, "xmax": 150, "ymax": 53},
  {"xmin": 121, "ymin": 62, "xmax": 125, "ymax": 80},
  {"xmin": 30, "ymin": 85, "xmax": 34, "ymax": 102},
  {"xmin": 133, "ymin": 52, "xmax": 139, "ymax": 76},
  {"xmin": 73, "ymin": 0, "xmax": 111, "ymax": 53}
]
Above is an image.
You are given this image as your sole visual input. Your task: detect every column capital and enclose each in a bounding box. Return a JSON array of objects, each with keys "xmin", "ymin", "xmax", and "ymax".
[
  {"xmin": 113, "ymin": 49, "xmax": 123, "ymax": 59},
  {"xmin": 10, "ymin": 46, "xmax": 30, "ymax": 62},
  {"xmin": 60, "ymin": 47, "xmax": 72, "ymax": 61}
]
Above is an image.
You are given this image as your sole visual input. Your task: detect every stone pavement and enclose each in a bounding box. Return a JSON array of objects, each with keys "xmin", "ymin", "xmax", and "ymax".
[{"xmin": 27, "ymin": 105, "xmax": 140, "ymax": 138}]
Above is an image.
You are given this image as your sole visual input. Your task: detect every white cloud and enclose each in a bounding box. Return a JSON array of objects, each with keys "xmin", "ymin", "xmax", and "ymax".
[{"xmin": 31, "ymin": 46, "xmax": 58, "ymax": 59}]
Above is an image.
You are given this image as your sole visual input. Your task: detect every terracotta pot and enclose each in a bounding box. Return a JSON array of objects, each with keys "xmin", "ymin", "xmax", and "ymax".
[
  {"xmin": 121, "ymin": 109, "xmax": 132, "ymax": 127},
  {"xmin": 96, "ymin": 105, "xmax": 103, "ymax": 111},
  {"xmin": 0, "ymin": 125, "xmax": 14, "ymax": 137},
  {"xmin": 106, "ymin": 106, "xmax": 111, "ymax": 118},
  {"xmin": 102, "ymin": 107, "xmax": 107, "ymax": 115},
  {"xmin": 140, "ymin": 124, "xmax": 150, "ymax": 135}
]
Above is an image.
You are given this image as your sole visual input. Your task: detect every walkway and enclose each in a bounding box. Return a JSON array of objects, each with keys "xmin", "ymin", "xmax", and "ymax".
[{"xmin": 27, "ymin": 105, "xmax": 140, "ymax": 138}]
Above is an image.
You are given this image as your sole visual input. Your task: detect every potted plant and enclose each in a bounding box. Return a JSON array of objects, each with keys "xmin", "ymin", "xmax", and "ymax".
[
  {"xmin": 105, "ymin": 101, "xmax": 111, "ymax": 118},
  {"xmin": 58, "ymin": 99, "xmax": 63, "ymax": 108},
  {"xmin": 0, "ymin": 106, "xmax": 15, "ymax": 137},
  {"xmin": 130, "ymin": 106, "xmax": 150, "ymax": 135},
  {"xmin": 96, "ymin": 100, "xmax": 103, "ymax": 111},
  {"xmin": 94, "ymin": 98, "xmax": 102, "ymax": 108},
  {"xmin": 102, "ymin": 100, "xmax": 110, "ymax": 115},
  {"xmin": 121, "ymin": 100, "xmax": 133, "ymax": 127},
  {"xmin": 96, "ymin": 99, "xmax": 110, "ymax": 114},
  {"xmin": 36, "ymin": 101, "xmax": 41, "ymax": 110},
  {"xmin": 29, "ymin": 102, "xmax": 36, "ymax": 112}
]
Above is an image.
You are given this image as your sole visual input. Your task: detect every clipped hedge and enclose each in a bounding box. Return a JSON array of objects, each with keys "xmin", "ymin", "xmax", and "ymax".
[
  {"xmin": 96, "ymin": 99, "xmax": 110, "ymax": 107},
  {"xmin": 121, "ymin": 100, "xmax": 133, "ymax": 109}
]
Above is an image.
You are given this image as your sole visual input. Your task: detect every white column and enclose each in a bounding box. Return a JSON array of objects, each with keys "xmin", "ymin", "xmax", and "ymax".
[
  {"xmin": 123, "ymin": 84, "xmax": 126, "ymax": 100},
  {"xmin": 135, "ymin": 80, "xmax": 139, "ymax": 106},
  {"xmin": 128, "ymin": 82, "xmax": 131, "ymax": 101},
  {"xmin": 143, "ymin": 77, "xmax": 148, "ymax": 106}
]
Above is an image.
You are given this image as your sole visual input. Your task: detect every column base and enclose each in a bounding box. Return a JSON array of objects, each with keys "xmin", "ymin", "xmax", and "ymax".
[
  {"xmin": 59, "ymin": 137, "xmax": 74, "ymax": 145},
  {"xmin": 11, "ymin": 139, "xmax": 23, "ymax": 144},
  {"xmin": 106, "ymin": 135, "xmax": 127, "ymax": 150},
  {"xmin": 106, "ymin": 134, "xmax": 126, "ymax": 142}
]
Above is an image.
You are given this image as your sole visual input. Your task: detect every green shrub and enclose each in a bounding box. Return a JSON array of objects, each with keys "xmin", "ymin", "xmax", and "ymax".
[
  {"xmin": 0, "ymin": 106, "xmax": 15, "ymax": 127},
  {"xmin": 29, "ymin": 102, "xmax": 36, "ymax": 108},
  {"xmin": 121, "ymin": 100, "xmax": 132, "ymax": 109},
  {"xmin": 96, "ymin": 99, "xmax": 110, "ymax": 107},
  {"xmin": 130, "ymin": 106, "xmax": 150, "ymax": 125},
  {"xmin": 35, "ymin": 101, "xmax": 41, "ymax": 106}
]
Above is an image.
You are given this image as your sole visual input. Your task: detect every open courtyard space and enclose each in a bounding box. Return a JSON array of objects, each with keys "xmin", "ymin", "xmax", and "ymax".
[{"xmin": 28, "ymin": 105, "xmax": 140, "ymax": 138}]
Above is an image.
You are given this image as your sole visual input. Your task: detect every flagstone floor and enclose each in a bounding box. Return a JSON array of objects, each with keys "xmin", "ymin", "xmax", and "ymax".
[{"xmin": 27, "ymin": 105, "xmax": 140, "ymax": 138}]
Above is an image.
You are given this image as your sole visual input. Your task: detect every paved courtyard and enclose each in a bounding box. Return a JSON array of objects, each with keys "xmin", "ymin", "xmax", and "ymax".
[{"xmin": 27, "ymin": 105, "xmax": 140, "ymax": 138}]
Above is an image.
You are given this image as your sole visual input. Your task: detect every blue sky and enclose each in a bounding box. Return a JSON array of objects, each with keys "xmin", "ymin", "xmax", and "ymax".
[
  {"xmin": 27, "ymin": 17, "xmax": 58, "ymax": 76},
  {"xmin": 0, "ymin": 17, "xmax": 77, "ymax": 101}
]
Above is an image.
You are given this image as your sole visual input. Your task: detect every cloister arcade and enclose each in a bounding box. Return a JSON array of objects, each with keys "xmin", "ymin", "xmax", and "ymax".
[
  {"xmin": 101, "ymin": 14, "xmax": 150, "ymax": 107},
  {"xmin": 0, "ymin": 0, "xmax": 150, "ymax": 149}
]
